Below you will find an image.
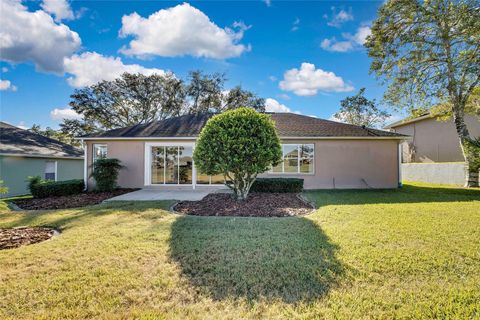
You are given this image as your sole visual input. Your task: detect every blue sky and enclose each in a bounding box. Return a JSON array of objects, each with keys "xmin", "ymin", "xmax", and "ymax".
[{"xmin": 0, "ymin": 0, "xmax": 403, "ymax": 129}]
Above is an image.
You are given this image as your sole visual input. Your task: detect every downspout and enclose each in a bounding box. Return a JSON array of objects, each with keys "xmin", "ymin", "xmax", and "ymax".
[
  {"xmin": 397, "ymin": 141, "xmax": 402, "ymax": 188},
  {"xmin": 82, "ymin": 140, "xmax": 88, "ymax": 191}
]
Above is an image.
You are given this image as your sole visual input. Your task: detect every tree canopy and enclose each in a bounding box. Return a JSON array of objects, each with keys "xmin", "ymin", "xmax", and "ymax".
[
  {"xmin": 193, "ymin": 107, "xmax": 282, "ymax": 200},
  {"xmin": 365, "ymin": 0, "xmax": 480, "ymax": 186},
  {"xmin": 334, "ymin": 88, "xmax": 390, "ymax": 127}
]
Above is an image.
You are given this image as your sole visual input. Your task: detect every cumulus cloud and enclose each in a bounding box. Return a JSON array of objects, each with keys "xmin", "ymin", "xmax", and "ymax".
[
  {"xmin": 41, "ymin": 0, "xmax": 74, "ymax": 22},
  {"xmin": 63, "ymin": 51, "xmax": 167, "ymax": 88},
  {"xmin": 50, "ymin": 107, "xmax": 82, "ymax": 121},
  {"xmin": 321, "ymin": 26, "xmax": 371, "ymax": 52},
  {"xmin": 0, "ymin": 0, "xmax": 81, "ymax": 74},
  {"xmin": 325, "ymin": 7, "xmax": 353, "ymax": 27},
  {"xmin": 265, "ymin": 98, "xmax": 291, "ymax": 113},
  {"xmin": 291, "ymin": 17, "xmax": 300, "ymax": 32},
  {"xmin": 119, "ymin": 3, "xmax": 250, "ymax": 59},
  {"xmin": 0, "ymin": 79, "xmax": 17, "ymax": 91},
  {"xmin": 279, "ymin": 62, "xmax": 354, "ymax": 96}
]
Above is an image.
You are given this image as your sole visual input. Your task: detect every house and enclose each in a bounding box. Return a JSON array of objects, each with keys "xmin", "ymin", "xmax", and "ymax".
[
  {"xmin": 385, "ymin": 113, "xmax": 480, "ymax": 185},
  {"xmin": 80, "ymin": 113, "xmax": 406, "ymax": 190},
  {"xmin": 385, "ymin": 113, "xmax": 480, "ymax": 163},
  {"xmin": 0, "ymin": 122, "xmax": 84, "ymax": 197}
]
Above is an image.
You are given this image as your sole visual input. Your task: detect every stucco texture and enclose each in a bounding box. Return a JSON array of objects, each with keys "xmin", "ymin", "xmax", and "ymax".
[
  {"xmin": 85, "ymin": 138, "xmax": 400, "ymax": 190},
  {"xmin": 393, "ymin": 115, "xmax": 480, "ymax": 163}
]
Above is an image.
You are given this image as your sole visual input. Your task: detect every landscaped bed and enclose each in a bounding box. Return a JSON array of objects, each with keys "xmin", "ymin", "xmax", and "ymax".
[
  {"xmin": 0, "ymin": 227, "xmax": 57, "ymax": 250},
  {"xmin": 11, "ymin": 189, "xmax": 138, "ymax": 210},
  {"xmin": 174, "ymin": 192, "xmax": 313, "ymax": 217}
]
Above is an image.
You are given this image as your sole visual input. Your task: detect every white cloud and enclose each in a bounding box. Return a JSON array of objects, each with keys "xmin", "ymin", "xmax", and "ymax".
[
  {"xmin": 119, "ymin": 3, "xmax": 250, "ymax": 59},
  {"xmin": 269, "ymin": 75, "xmax": 277, "ymax": 82},
  {"xmin": 263, "ymin": 0, "xmax": 272, "ymax": 7},
  {"xmin": 265, "ymin": 98, "xmax": 291, "ymax": 113},
  {"xmin": 1, "ymin": 67, "xmax": 8, "ymax": 72},
  {"xmin": 321, "ymin": 26, "xmax": 371, "ymax": 52},
  {"xmin": 279, "ymin": 62, "xmax": 354, "ymax": 96},
  {"xmin": 41, "ymin": 0, "xmax": 74, "ymax": 22},
  {"xmin": 63, "ymin": 51, "xmax": 167, "ymax": 88},
  {"xmin": 0, "ymin": 0, "xmax": 81, "ymax": 73},
  {"xmin": 326, "ymin": 7, "xmax": 353, "ymax": 27},
  {"xmin": 291, "ymin": 17, "xmax": 300, "ymax": 31},
  {"xmin": 277, "ymin": 93, "xmax": 290, "ymax": 100},
  {"xmin": 17, "ymin": 121, "xmax": 28, "ymax": 129},
  {"xmin": 0, "ymin": 79, "xmax": 17, "ymax": 91},
  {"xmin": 50, "ymin": 107, "xmax": 82, "ymax": 121}
]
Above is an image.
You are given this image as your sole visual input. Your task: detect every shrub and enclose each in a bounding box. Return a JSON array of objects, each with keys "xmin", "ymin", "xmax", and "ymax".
[
  {"xmin": 250, "ymin": 178, "xmax": 304, "ymax": 193},
  {"xmin": 194, "ymin": 108, "xmax": 282, "ymax": 200},
  {"xmin": 0, "ymin": 179, "xmax": 8, "ymax": 195},
  {"xmin": 91, "ymin": 158, "xmax": 123, "ymax": 192},
  {"xmin": 29, "ymin": 178, "xmax": 84, "ymax": 198}
]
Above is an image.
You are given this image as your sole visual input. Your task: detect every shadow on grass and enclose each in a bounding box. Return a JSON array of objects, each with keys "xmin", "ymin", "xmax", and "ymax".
[
  {"xmin": 169, "ymin": 215, "xmax": 346, "ymax": 303},
  {"xmin": 304, "ymin": 184, "xmax": 480, "ymax": 208}
]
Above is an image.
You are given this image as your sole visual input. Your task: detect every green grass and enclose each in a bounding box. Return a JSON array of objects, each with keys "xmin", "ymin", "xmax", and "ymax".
[{"xmin": 0, "ymin": 183, "xmax": 479, "ymax": 319}]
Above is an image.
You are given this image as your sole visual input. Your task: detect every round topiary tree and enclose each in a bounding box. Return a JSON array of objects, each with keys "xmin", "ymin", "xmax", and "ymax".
[{"xmin": 194, "ymin": 107, "xmax": 282, "ymax": 200}]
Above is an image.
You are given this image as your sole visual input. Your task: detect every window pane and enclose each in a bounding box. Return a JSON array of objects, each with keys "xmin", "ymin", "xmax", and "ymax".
[
  {"xmin": 210, "ymin": 174, "xmax": 225, "ymax": 184},
  {"xmin": 178, "ymin": 146, "xmax": 193, "ymax": 184},
  {"xmin": 165, "ymin": 147, "xmax": 178, "ymax": 184},
  {"xmin": 299, "ymin": 144, "xmax": 314, "ymax": 158},
  {"xmin": 93, "ymin": 144, "xmax": 107, "ymax": 162},
  {"xmin": 300, "ymin": 158, "xmax": 314, "ymax": 173},
  {"xmin": 196, "ymin": 170, "xmax": 210, "ymax": 184},
  {"xmin": 45, "ymin": 161, "xmax": 56, "ymax": 180},
  {"xmin": 151, "ymin": 147, "xmax": 165, "ymax": 184},
  {"xmin": 283, "ymin": 145, "xmax": 298, "ymax": 173}
]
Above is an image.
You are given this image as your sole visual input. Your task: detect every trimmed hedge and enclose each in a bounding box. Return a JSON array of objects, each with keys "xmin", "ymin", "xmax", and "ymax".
[
  {"xmin": 29, "ymin": 179, "xmax": 85, "ymax": 198},
  {"xmin": 250, "ymin": 178, "xmax": 304, "ymax": 193}
]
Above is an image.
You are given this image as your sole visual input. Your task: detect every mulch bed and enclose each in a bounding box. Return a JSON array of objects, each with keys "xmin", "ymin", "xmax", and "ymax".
[
  {"xmin": 174, "ymin": 192, "xmax": 313, "ymax": 217},
  {"xmin": 0, "ymin": 227, "xmax": 57, "ymax": 250},
  {"xmin": 12, "ymin": 189, "xmax": 138, "ymax": 210}
]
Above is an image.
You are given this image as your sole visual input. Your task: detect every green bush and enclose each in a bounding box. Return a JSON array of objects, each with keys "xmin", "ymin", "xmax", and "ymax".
[
  {"xmin": 0, "ymin": 179, "xmax": 8, "ymax": 195},
  {"xmin": 194, "ymin": 107, "xmax": 282, "ymax": 200},
  {"xmin": 250, "ymin": 178, "xmax": 304, "ymax": 193},
  {"xmin": 28, "ymin": 178, "xmax": 84, "ymax": 198},
  {"xmin": 91, "ymin": 158, "xmax": 123, "ymax": 192}
]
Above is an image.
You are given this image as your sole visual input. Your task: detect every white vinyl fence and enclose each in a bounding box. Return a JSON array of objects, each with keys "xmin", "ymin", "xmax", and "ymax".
[{"xmin": 401, "ymin": 162, "xmax": 467, "ymax": 185}]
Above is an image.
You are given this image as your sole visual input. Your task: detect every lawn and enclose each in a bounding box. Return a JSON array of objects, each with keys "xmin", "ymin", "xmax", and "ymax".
[{"xmin": 0, "ymin": 183, "xmax": 479, "ymax": 319}]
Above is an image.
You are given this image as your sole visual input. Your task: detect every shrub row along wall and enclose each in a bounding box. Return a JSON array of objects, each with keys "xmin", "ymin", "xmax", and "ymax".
[
  {"xmin": 401, "ymin": 162, "xmax": 467, "ymax": 185},
  {"xmin": 30, "ymin": 179, "xmax": 85, "ymax": 198},
  {"xmin": 250, "ymin": 178, "xmax": 304, "ymax": 193}
]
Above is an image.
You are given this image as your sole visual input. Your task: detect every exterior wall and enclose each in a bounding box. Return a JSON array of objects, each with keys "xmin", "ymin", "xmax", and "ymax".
[
  {"xmin": 392, "ymin": 115, "xmax": 480, "ymax": 163},
  {"xmin": 0, "ymin": 155, "xmax": 83, "ymax": 197},
  {"xmin": 401, "ymin": 162, "xmax": 467, "ymax": 185},
  {"xmin": 85, "ymin": 138, "xmax": 400, "ymax": 190}
]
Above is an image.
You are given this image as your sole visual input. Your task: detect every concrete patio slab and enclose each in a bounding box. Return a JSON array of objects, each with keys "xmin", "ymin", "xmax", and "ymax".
[{"xmin": 105, "ymin": 186, "xmax": 229, "ymax": 201}]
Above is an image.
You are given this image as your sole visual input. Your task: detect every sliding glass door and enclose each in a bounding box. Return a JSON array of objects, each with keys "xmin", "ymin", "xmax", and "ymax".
[{"xmin": 151, "ymin": 146, "xmax": 193, "ymax": 185}]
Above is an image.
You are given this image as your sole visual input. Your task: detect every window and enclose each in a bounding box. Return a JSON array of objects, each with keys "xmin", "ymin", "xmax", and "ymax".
[
  {"xmin": 45, "ymin": 161, "xmax": 56, "ymax": 181},
  {"xmin": 93, "ymin": 144, "xmax": 108, "ymax": 163},
  {"xmin": 271, "ymin": 144, "xmax": 314, "ymax": 174},
  {"xmin": 151, "ymin": 146, "xmax": 193, "ymax": 185}
]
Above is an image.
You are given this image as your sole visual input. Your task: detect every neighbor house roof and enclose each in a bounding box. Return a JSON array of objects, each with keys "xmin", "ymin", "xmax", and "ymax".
[
  {"xmin": 80, "ymin": 112, "xmax": 406, "ymax": 139},
  {"xmin": 384, "ymin": 112, "xmax": 433, "ymax": 129},
  {"xmin": 0, "ymin": 122, "xmax": 83, "ymax": 158}
]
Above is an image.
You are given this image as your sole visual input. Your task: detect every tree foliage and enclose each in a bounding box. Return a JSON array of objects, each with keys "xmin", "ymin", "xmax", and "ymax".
[
  {"xmin": 365, "ymin": 0, "xmax": 480, "ymax": 186},
  {"xmin": 334, "ymin": 88, "xmax": 390, "ymax": 127},
  {"xmin": 193, "ymin": 108, "xmax": 282, "ymax": 200}
]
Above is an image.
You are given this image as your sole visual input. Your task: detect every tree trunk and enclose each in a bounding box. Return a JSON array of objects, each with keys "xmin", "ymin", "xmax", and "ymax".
[{"xmin": 452, "ymin": 104, "xmax": 479, "ymax": 187}]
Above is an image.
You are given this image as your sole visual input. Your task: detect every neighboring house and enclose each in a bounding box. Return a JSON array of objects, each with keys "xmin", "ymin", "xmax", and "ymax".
[
  {"xmin": 385, "ymin": 114, "xmax": 480, "ymax": 163},
  {"xmin": 80, "ymin": 113, "xmax": 406, "ymax": 190},
  {"xmin": 0, "ymin": 122, "xmax": 84, "ymax": 197}
]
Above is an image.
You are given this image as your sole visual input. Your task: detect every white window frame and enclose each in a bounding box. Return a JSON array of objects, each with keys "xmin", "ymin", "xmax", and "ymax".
[
  {"xmin": 92, "ymin": 143, "xmax": 108, "ymax": 163},
  {"xmin": 44, "ymin": 160, "xmax": 58, "ymax": 181},
  {"xmin": 269, "ymin": 143, "xmax": 315, "ymax": 175}
]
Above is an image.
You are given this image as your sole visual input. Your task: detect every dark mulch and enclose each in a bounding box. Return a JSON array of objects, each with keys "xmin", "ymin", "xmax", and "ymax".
[
  {"xmin": 0, "ymin": 227, "xmax": 57, "ymax": 250},
  {"xmin": 12, "ymin": 189, "xmax": 138, "ymax": 210},
  {"xmin": 174, "ymin": 192, "xmax": 313, "ymax": 217}
]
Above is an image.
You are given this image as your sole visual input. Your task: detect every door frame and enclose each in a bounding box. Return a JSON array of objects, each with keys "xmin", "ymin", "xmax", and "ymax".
[{"xmin": 144, "ymin": 142, "xmax": 196, "ymax": 189}]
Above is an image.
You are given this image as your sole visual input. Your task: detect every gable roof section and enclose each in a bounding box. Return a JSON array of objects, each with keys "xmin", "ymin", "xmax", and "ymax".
[
  {"xmin": 81, "ymin": 112, "xmax": 406, "ymax": 139},
  {"xmin": 0, "ymin": 122, "xmax": 83, "ymax": 158},
  {"xmin": 384, "ymin": 113, "xmax": 432, "ymax": 129}
]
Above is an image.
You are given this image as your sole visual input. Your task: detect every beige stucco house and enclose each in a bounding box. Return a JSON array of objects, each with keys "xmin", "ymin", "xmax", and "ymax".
[
  {"xmin": 80, "ymin": 113, "xmax": 406, "ymax": 190},
  {"xmin": 385, "ymin": 114, "xmax": 480, "ymax": 163}
]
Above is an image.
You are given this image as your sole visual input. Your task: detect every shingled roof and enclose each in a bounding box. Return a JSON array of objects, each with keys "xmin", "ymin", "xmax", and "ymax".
[
  {"xmin": 81, "ymin": 112, "xmax": 406, "ymax": 139},
  {"xmin": 1, "ymin": 122, "xmax": 83, "ymax": 158}
]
